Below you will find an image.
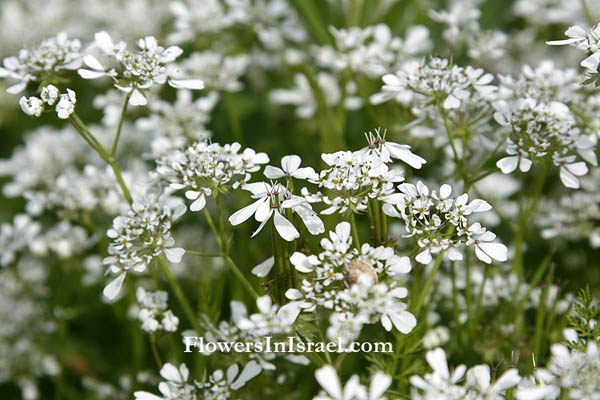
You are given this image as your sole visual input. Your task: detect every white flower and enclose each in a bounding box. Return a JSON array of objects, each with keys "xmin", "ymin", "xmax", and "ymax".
[
  {"xmin": 361, "ymin": 128, "xmax": 427, "ymax": 169},
  {"xmin": 467, "ymin": 223, "xmax": 508, "ymax": 264},
  {"xmin": 410, "ymin": 348, "xmax": 467, "ymax": 399},
  {"xmin": 40, "ymin": 85, "xmax": 59, "ymax": 105},
  {"xmin": 102, "ymin": 193, "xmax": 187, "ymax": 300},
  {"xmin": 78, "ymin": 31, "xmax": 203, "ymax": 106},
  {"xmin": 0, "ymin": 32, "xmax": 82, "ymax": 94},
  {"xmin": 229, "ymin": 182, "xmax": 298, "ymax": 241},
  {"xmin": 237, "ymin": 296, "xmax": 301, "ymax": 336},
  {"xmin": 264, "ymin": 155, "xmax": 315, "ymax": 180},
  {"xmin": 55, "ymin": 89, "xmax": 76, "ymax": 119},
  {"xmin": 314, "ymin": 365, "xmax": 365, "ymax": 400},
  {"xmin": 156, "ymin": 140, "xmax": 269, "ymax": 212},
  {"xmin": 19, "ymin": 96, "xmax": 43, "ymax": 117},
  {"xmin": 134, "ymin": 363, "xmax": 196, "ymax": 400},
  {"xmin": 466, "ymin": 365, "xmax": 521, "ymax": 399}
]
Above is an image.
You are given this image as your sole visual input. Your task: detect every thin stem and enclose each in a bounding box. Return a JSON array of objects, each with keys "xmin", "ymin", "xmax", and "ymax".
[
  {"xmin": 111, "ymin": 91, "xmax": 132, "ymax": 157},
  {"xmin": 158, "ymin": 255, "xmax": 203, "ymax": 334},
  {"xmin": 439, "ymin": 104, "xmax": 469, "ymax": 186},
  {"xmin": 185, "ymin": 251, "xmax": 222, "ymax": 257},
  {"xmin": 271, "ymin": 219, "xmax": 286, "ymax": 303},
  {"xmin": 149, "ymin": 335, "xmax": 163, "ymax": 368},
  {"xmin": 69, "ymin": 114, "xmax": 133, "ymax": 205},
  {"xmin": 350, "ymin": 213, "xmax": 361, "ymax": 252},
  {"xmin": 203, "ymin": 206, "xmax": 258, "ymax": 299},
  {"xmin": 224, "ymin": 255, "xmax": 259, "ymax": 299},
  {"xmin": 411, "ymin": 251, "xmax": 444, "ymax": 317}
]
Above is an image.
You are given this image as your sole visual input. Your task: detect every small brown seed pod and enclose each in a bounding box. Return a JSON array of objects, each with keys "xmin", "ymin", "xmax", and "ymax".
[{"xmin": 343, "ymin": 258, "xmax": 378, "ymax": 286}]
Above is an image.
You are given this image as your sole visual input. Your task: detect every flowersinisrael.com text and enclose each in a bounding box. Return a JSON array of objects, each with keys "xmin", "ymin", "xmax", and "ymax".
[{"xmin": 183, "ymin": 336, "xmax": 392, "ymax": 354}]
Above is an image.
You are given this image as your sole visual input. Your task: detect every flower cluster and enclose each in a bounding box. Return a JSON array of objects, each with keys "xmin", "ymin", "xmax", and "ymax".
[
  {"xmin": 304, "ymin": 132, "xmax": 424, "ymax": 216},
  {"xmin": 230, "ymin": 181, "xmax": 324, "ymax": 241},
  {"xmin": 0, "ymin": 214, "xmax": 41, "ymax": 266},
  {"xmin": 134, "ymin": 361, "xmax": 261, "ymax": 400},
  {"xmin": 102, "ymin": 192, "xmax": 186, "ymax": 300},
  {"xmin": 548, "ymin": 24, "xmax": 600, "ymax": 86},
  {"xmin": 313, "ymin": 365, "xmax": 391, "ymax": 400},
  {"xmin": 515, "ymin": 340, "xmax": 600, "ymax": 399},
  {"xmin": 411, "ymin": 347, "xmax": 521, "ymax": 400},
  {"xmin": 0, "ymin": 32, "xmax": 82, "ymax": 93},
  {"xmin": 312, "ymin": 24, "xmax": 431, "ymax": 78},
  {"xmin": 135, "ymin": 287, "xmax": 179, "ymax": 334},
  {"xmin": 494, "ymin": 98, "xmax": 597, "ymax": 188},
  {"xmin": 286, "ymin": 222, "xmax": 415, "ymax": 346},
  {"xmin": 155, "ymin": 140, "xmax": 269, "ymax": 212},
  {"xmin": 371, "ymin": 57, "xmax": 496, "ymax": 109},
  {"xmin": 19, "ymin": 85, "xmax": 76, "ymax": 119},
  {"xmin": 382, "ymin": 181, "xmax": 508, "ymax": 264},
  {"xmin": 78, "ymin": 31, "xmax": 204, "ymax": 106}
]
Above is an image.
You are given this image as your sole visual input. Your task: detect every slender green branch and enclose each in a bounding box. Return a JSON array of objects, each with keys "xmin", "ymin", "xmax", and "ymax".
[
  {"xmin": 111, "ymin": 91, "xmax": 132, "ymax": 157},
  {"xmin": 69, "ymin": 114, "xmax": 133, "ymax": 205},
  {"xmin": 149, "ymin": 335, "xmax": 163, "ymax": 368},
  {"xmin": 411, "ymin": 251, "xmax": 445, "ymax": 316},
  {"xmin": 157, "ymin": 255, "xmax": 203, "ymax": 334},
  {"xmin": 350, "ymin": 213, "xmax": 362, "ymax": 252},
  {"xmin": 185, "ymin": 251, "xmax": 223, "ymax": 257},
  {"xmin": 224, "ymin": 255, "xmax": 259, "ymax": 299},
  {"xmin": 203, "ymin": 206, "xmax": 258, "ymax": 299}
]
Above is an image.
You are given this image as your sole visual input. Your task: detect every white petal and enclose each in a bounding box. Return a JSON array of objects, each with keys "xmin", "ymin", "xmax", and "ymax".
[
  {"xmin": 160, "ymin": 363, "xmax": 182, "ymax": 383},
  {"xmin": 229, "ymin": 198, "xmax": 264, "ymax": 225},
  {"xmin": 295, "ymin": 205, "xmax": 325, "ymax": 235},
  {"xmin": 251, "ymin": 257, "xmax": 274, "ymax": 277},
  {"xmin": 389, "ymin": 310, "xmax": 417, "ymax": 334},
  {"xmin": 559, "ymin": 166, "xmax": 580, "ymax": 189},
  {"xmin": 95, "ymin": 31, "xmax": 114, "ymax": 53},
  {"xmin": 281, "ymin": 155, "xmax": 301, "ymax": 173},
  {"xmin": 83, "ymin": 55, "xmax": 104, "ymax": 71},
  {"xmin": 475, "ymin": 245, "xmax": 492, "ymax": 264},
  {"xmin": 189, "ymin": 195, "xmax": 206, "ymax": 212},
  {"xmin": 565, "ymin": 162, "xmax": 588, "ymax": 176},
  {"xmin": 134, "ymin": 391, "xmax": 163, "ymax": 400},
  {"xmin": 6, "ymin": 81, "xmax": 27, "ymax": 94},
  {"xmin": 256, "ymin": 295, "xmax": 272, "ymax": 313},
  {"xmin": 492, "ymin": 369, "xmax": 520, "ymax": 391},
  {"xmin": 231, "ymin": 361, "xmax": 261, "ymax": 390},
  {"xmin": 168, "ymin": 79, "xmax": 205, "ymax": 90},
  {"xmin": 426, "ymin": 348, "xmax": 449, "ymax": 380},
  {"xmin": 519, "ymin": 157, "xmax": 532, "ymax": 172},
  {"xmin": 274, "ymin": 211, "xmax": 299, "ymax": 241},
  {"xmin": 78, "ymin": 69, "xmax": 106, "ymax": 79},
  {"xmin": 315, "ymin": 366, "xmax": 342, "ymax": 399},
  {"xmin": 103, "ymin": 272, "xmax": 126, "ymax": 300},
  {"xmin": 416, "ymin": 249, "xmax": 432, "ymax": 264},
  {"xmin": 369, "ymin": 372, "xmax": 392, "ymax": 399},
  {"xmin": 496, "ymin": 156, "xmax": 519, "ymax": 174},
  {"xmin": 165, "ymin": 247, "xmax": 185, "ymax": 263},
  {"xmin": 440, "ymin": 184, "xmax": 452, "ymax": 198},
  {"xmin": 263, "ymin": 166, "xmax": 285, "ymax": 179},
  {"xmin": 443, "ymin": 94, "xmax": 461, "ymax": 109},
  {"xmin": 286, "ymin": 288, "xmax": 303, "ymax": 300},
  {"xmin": 129, "ymin": 89, "xmax": 147, "ymax": 106}
]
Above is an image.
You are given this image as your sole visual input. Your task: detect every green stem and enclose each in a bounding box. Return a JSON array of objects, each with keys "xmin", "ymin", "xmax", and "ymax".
[
  {"xmin": 224, "ymin": 255, "xmax": 259, "ymax": 299},
  {"xmin": 69, "ymin": 114, "xmax": 133, "ymax": 205},
  {"xmin": 203, "ymin": 206, "xmax": 258, "ymax": 298},
  {"xmin": 149, "ymin": 335, "xmax": 163, "ymax": 368},
  {"xmin": 411, "ymin": 252, "xmax": 444, "ymax": 316},
  {"xmin": 185, "ymin": 251, "xmax": 222, "ymax": 257},
  {"xmin": 158, "ymin": 255, "xmax": 202, "ymax": 334},
  {"xmin": 439, "ymin": 104, "xmax": 469, "ymax": 186},
  {"xmin": 111, "ymin": 91, "xmax": 132, "ymax": 157},
  {"xmin": 350, "ymin": 213, "xmax": 362, "ymax": 252}
]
